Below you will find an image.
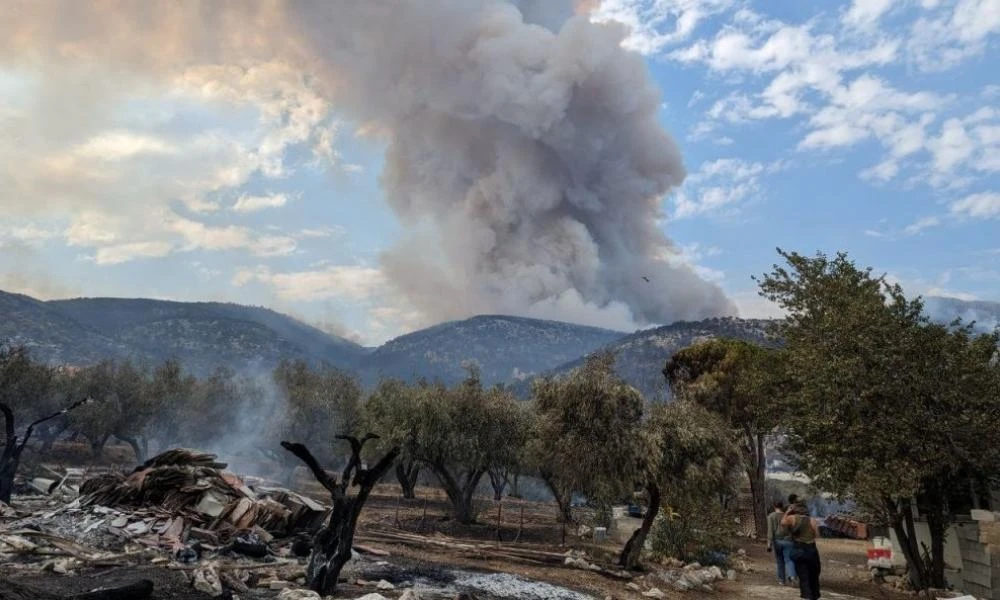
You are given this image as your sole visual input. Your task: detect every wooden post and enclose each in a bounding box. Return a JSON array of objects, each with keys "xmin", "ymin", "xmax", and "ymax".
[
  {"xmin": 419, "ymin": 498, "xmax": 428, "ymax": 532},
  {"xmin": 394, "ymin": 494, "xmax": 401, "ymax": 528},
  {"xmin": 514, "ymin": 505, "xmax": 524, "ymax": 543}
]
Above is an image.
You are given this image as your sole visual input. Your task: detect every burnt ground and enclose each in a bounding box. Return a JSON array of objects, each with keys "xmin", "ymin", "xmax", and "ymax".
[
  {"xmin": 3, "ymin": 444, "xmax": 918, "ymax": 600},
  {"xmin": 0, "ymin": 566, "xmax": 216, "ymax": 600}
]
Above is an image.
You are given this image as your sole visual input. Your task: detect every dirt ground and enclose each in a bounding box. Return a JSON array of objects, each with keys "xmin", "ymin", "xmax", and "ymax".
[{"xmin": 3, "ymin": 449, "xmax": 915, "ymax": 600}]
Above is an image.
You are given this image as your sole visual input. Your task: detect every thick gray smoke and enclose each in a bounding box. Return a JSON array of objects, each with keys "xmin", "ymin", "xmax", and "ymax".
[{"xmin": 1, "ymin": 0, "xmax": 736, "ymax": 329}]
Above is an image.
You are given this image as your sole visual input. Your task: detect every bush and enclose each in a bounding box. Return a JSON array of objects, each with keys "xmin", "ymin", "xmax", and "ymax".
[{"xmin": 649, "ymin": 504, "xmax": 737, "ymax": 567}]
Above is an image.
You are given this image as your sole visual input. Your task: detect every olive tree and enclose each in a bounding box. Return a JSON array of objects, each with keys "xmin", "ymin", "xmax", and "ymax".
[{"xmin": 528, "ymin": 352, "xmax": 647, "ymax": 524}]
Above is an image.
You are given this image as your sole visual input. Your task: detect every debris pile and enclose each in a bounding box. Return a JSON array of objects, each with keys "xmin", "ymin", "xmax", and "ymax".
[{"xmin": 12, "ymin": 449, "xmax": 327, "ymax": 554}]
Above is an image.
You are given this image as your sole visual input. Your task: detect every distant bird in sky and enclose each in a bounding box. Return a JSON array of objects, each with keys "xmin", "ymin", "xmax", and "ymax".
[{"xmin": 641, "ymin": 276, "xmax": 650, "ymax": 282}]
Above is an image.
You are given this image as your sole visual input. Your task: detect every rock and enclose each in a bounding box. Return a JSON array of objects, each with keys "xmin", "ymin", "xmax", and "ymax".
[
  {"xmin": 192, "ymin": 565, "xmax": 223, "ymax": 597},
  {"xmin": 453, "ymin": 594, "xmax": 477, "ymax": 600},
  {"xmin": 354, "ymin": 595, "xmax": 390, "ymax": 600},
  {"xmin": 673, "ymin": 578, "xmax": 693, "ymax": 591},
  {"xmin": 707, "ymin": 566, "xmax": 723, "ymax": 581},
  {"xmin": 578, "ymin": 524, "xmax": 592, "ymax": 537},
  {"xmin": 376, "ymin": 580, "xmax": 395, "ymax": 591},
  {"xmin": 277, "ymin": 590, "xmax": 321, "ymax": 600},
  {"xmin": 397, "ymin": 591, "xmax": 422, "ymax": 600},
  {"xmin": 642, "ymin": 588, "xmax": 665, "ymax": 598},
  {"xmin": 269, "ymin": 581, "xmax": 294, "ymax": 590},
  {"xmin": 683, "ymin": 562, "xmax": 702, "ymax": 570},
  {"xmin": 625, "ymin": 582, "xmax": 641, "ymax": 591},
  {"xmin": 737, "ymin": 549, "xmax": 747, "ymax": 557},
  {"xmin": 725, "ymin": 569, "xmax": 736, "ymax": 581}
]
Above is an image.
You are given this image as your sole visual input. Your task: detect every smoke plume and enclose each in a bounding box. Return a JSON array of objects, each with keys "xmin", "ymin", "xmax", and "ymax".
[{"xmin": 1, "ymin": 0, "xmax": 736, "ymax": 330}]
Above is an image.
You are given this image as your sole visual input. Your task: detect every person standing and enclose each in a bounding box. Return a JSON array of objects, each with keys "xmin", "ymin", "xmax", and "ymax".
[
  {"xmin": 766, "ymin": 501, "xmax": 797, "ymax": 585},
  {"xmin": 782, "ymin": 498, "xmax": 821, "ymax": 600}
]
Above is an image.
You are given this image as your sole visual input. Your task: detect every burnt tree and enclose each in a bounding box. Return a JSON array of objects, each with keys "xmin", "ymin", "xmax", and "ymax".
[
  {"xmin": 1, "ymin": 398, "xmax": 93, "ymax": 504},
  {"xmin": 281, "ymin": 433, "xmax": 399, "ymax": 595}
]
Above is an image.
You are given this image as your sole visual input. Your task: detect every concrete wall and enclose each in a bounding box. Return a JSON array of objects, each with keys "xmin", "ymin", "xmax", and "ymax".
[{"xmin": 955, "ymin": 513, "xmax": 1000, "ymax": 600}]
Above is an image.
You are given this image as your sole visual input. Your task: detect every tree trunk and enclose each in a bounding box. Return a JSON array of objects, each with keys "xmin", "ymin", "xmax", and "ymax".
[
  {"xmin": 743, "ymin": 431, "xmax": 769, "ymax": 539},
  {"xmin": 395, "ymin": 461, "xmax": 419, "ymax": 500},
  {"xmin": 0, "ymin": 455, "xmax": 17, "ymax": 505},
  {"xmin": 511, "ymin": 473, "xmax": 521, "ymax": 498},
  {"xmin": 619, "ymin": 482, "xmax": 661, "ymax": 569},
  {"xmin": 120, "ymin": 436, "xmax": 146, "ymax": 464},
  {"xmin": 540, "ymin": 472, "xmax": 573, "ymax": 523},
  {"xmin": 919, "ymin": 485, "xmax": 948, "ymax": 589},
  {"xmin": 428, "ymin": 462, "xmax": 484, "ymax": 524},
  {"xmin": 885, "ymin": 496, "xmax": 930, "ymax": 591},
  {"xmin": 90, "ymin": 434, "xmax": 109, "ymax": 459},
  {"xmin": 282, "ymin": 436, "xmax": 399, "ymax": 596},
  {"xmin": 488, "ymin": 468, "xmax": 508, "ymax": 501}
]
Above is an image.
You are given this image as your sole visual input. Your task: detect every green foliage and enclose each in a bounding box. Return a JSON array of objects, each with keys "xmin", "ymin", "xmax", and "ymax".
[
  {"xmin": 755, "ymin": 248, "xmax": 1000, "ymax": 589},
  {"xmin": 529, "ymin": 352, "xmax": 648, "ymax": 511},
  {"xmin": 648, "ymin": 501, "xmax": 737, "ymax": 566},
  {"xmin": 647, "ymin": 400, "xmax": 740, "ymax": 506}
]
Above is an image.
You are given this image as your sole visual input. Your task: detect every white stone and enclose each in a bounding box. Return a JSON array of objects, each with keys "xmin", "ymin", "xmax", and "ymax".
[
  {"xmin": 642, "ymin": 588, "xmax": 665, "ymax": 598},
  {"xmin": 277, "ymin": 590, "xmax": 321, "ymax": 600},
  {"xmin": 970, "ymin": 509, "xmax": 996, "ymax": 522},
  {"xmin": 376, "ymin": 580, "xmax": 395, "ymax": 591},
  {"xmin": 353, "ymin": 595, "xmax": 389, "ymax": 600},
  {"xmin": 192, "ymin": 565, "xmax": 223, "ymax": 597}
]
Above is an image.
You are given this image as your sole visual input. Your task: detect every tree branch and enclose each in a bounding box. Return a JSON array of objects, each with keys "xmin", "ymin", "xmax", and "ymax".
[
  {"xmin": 18, "ymin": 396, "xmax": 94, "ymax": 452},
  {"xmin": 281, "ymin": 441, "xmax": 343, "ymax": 499}
]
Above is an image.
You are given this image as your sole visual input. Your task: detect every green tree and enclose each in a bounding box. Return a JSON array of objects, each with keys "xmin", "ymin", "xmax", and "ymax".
[
  {"xmin": 529, "ymin": 352, "xmax": 647, "ymax": 525},
  {"xmin": 146, "ymin": 359, "xmax": 197, "ymax": 452},
  {"xmin": 664, "ymin": 338, "xmax": 788, "ymax": 540},
  {"xmin": 406, "ymin": 370, "xmax": 527, "ymax": 523},
  {"xmin": 274, "ymin": 360, "xmax": 363, "ymax": 465},
  {"xmin": 620, "ymin": 400, "xmax": 739, "ymax": 568},
  {"xmin": 756, "ymin": 249, "xmax": 1000, "ymax": 590},
  {"xmin": 363, "ymin": 378, "xmax": 424, "ymax": 499}
]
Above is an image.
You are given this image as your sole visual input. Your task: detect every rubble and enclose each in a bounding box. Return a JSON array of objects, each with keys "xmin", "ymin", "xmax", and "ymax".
[{"xmin": 14, "ymin": 449, "xmax": 330, "ymax": 552}]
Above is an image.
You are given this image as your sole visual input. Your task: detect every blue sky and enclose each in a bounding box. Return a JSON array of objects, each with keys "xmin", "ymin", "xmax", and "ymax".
[{"xmin": 0, "ymin": 0, "xmax": 997, "ymax": 344}]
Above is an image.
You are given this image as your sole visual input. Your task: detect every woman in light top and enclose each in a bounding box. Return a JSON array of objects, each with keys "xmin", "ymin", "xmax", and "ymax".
[{"xmin": 781, "ymin": 496, "xmax": 821, "ymax": 600}]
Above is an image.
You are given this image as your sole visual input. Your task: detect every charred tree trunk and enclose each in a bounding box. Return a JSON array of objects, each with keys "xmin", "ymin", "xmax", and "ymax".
[
  {"xmin": 1, "ymin": 399, "xmax": 92, "ymax": 505},
  {"xmin": 282, "ymin": 434, "xmax": 399, "ymax": 596},
  {"xmin": 619, "ymin": 482, "xmax": 661, "ymax": 569},
  {"xmin": 395, "ymin": 460, "xmax": 419, "ymax": 500}
]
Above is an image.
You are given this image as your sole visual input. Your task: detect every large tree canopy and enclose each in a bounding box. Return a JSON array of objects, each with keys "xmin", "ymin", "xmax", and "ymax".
[{"xmin": 756, "ymin": 248, "xmax": 1000, "ymax": 590}]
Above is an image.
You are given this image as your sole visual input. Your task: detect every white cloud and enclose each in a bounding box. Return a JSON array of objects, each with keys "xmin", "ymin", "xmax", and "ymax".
[
  {"xmin": 93, "ymin": 241, "xmax": 173, "ymax": 265},
  {"xmin": 73, "ymin": 131, "xmax": 178, "ymax": 161},
  {"xmin": 233, "ymin": 264, "xmax": 386, "ymax": 302},
  {"xmin": 672, "ymin": 158, "xmax": 784, "ymax": 219},
  {"xmin": 907, "ymin": 0, "xmax": 1000, "ymax": 71},
  {"xmin": 590, "ymin": 0, "xmax": 735, "ymax": 55},
  {"xmin": 843, "ymin": 0, "xmax": 897, "ymax": 30},
  {"xmin": 950, "ymin": 192, "xmax": 1000, "ymax": 219},
  {"xmin": 298, "ymin": 226, "xmax": 346, "ymax": 239},
  {"xmin": 902, "ymin": 215, "xmax": 941, "ymax": 235},
  {"xmin": 231, "ymin": 193, "xmax": 290, "ymax": 213}
]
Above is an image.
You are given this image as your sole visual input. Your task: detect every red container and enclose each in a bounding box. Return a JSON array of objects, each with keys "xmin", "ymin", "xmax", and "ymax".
[{"xmin": 866, "ymin": 548, "xmax": 891, "ymax": 559}]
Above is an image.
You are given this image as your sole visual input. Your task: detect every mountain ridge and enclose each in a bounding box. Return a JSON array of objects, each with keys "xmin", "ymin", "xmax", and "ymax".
[{"xmin": 2, "ymin": 289, "xmax": 997, "ymax": 393}]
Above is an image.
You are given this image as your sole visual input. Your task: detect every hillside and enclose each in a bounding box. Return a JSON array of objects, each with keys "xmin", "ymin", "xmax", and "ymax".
[
  {"xmin": 521, "ymin": 316, "xmax": 776, "ymax": 400},
  {"xmin": 0, "ymin": 293, "xmax": 368, "ymax": 373},
  {"xmin": 357, "ymin": 314, "xmax": 627, "ymax": 387},
  {"xmin": 0, "ymin": 291, "xmax": 135, "ymax": 364}
]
